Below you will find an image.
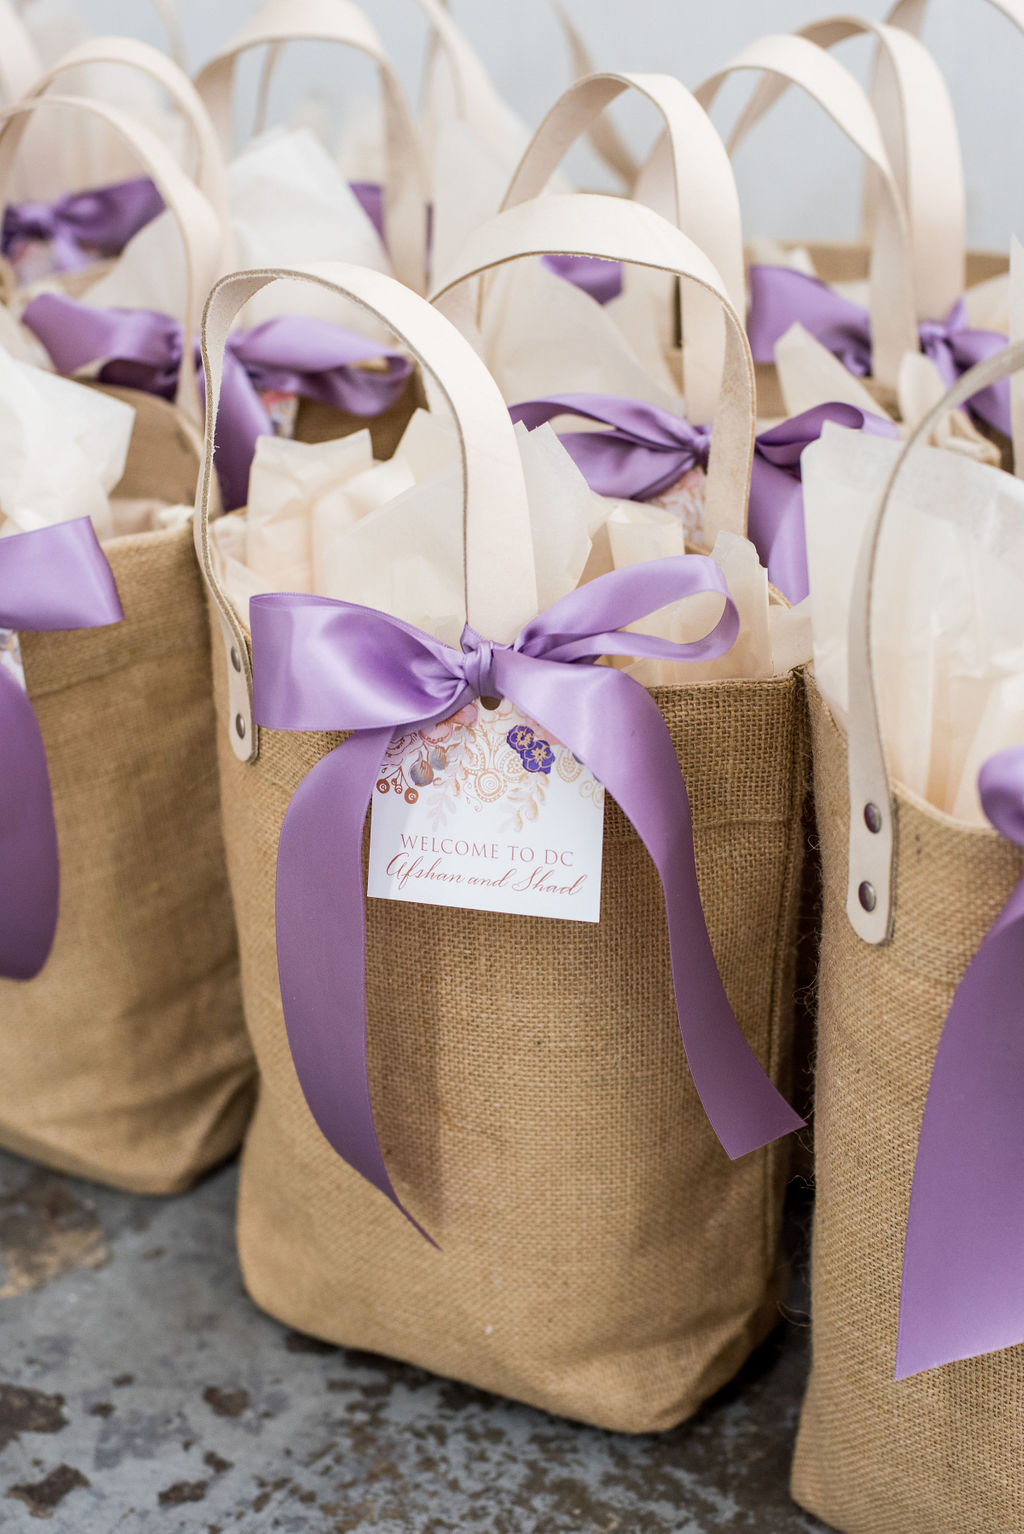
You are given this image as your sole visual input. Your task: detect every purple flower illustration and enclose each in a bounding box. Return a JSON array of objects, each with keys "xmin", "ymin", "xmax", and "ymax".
[
  {"xmin": 506, "ymin": 724, "xmax": 535, "ymax": 753},
  {"xmin": 524, "ymin": 739, "xmax": 555, "ymax": 775}
]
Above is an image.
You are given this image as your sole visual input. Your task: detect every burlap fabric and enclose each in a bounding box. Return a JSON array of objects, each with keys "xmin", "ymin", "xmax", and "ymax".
[
  {"xmin": 792, "ymin": 677, "xmax": 1024, "ymax": 1533},
  {"xmin": 0, "ymin": 393, "xmax": 253, "ymax": 1194},
  {"xmin": 215, "ymin": 612, "xmax": 809, "ymax": 1431}
]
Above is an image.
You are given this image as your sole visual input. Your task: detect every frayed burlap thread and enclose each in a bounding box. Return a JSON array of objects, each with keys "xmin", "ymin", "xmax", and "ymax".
[
  {"xmin": 792, "ymin": 677, "xmax": 1024, "ymax": 1534},
  {"xmin": 217, "ymin": 602, "xmax": 809, "ymax": 1432}
]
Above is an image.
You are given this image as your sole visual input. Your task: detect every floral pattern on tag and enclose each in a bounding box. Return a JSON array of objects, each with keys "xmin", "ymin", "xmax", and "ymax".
[
  {"xmin": 368, "ymin": 699, "xmax": 604, "ymax": 922},
  {"xmin": 0, "ymin": 629, "xmax": 26, "ymax": 692},
  {"xmin": 652, "ymin": 465, "xmax": 706, "ymax": 545}
]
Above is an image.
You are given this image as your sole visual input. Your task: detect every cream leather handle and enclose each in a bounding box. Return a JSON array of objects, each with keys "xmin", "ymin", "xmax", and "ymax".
[
  {"xmin": 431, "ymin": 192, "xmax": 757, "ymax": 549},
  {"xmin": 148, "ymin": 0, "xmax": 186, "ymax": 67},
  {"xmin": 501, "ymin": 71, "xmax": 745, "ymax": 419},
  {"xmin": 502, "ymin": 72, "xmax": 745, "ymax": 317},
  {"xmin": 196, "ymin": 0, "xmax": 428, "ymax": 294},
  {"xmin": 24, "ymin": 38, "xmax": 232, "ymax": 239},
  {"xmin": 0, "ymin": 0, "xmax": 42, "ymax": 102},
  {"xmin": 728, "ymin": 18, "xmax": 964, "ymax": 322},
  {"xmin": 197, "ymin": 262, "xmax": 538, "ymax": 762},
  {"xmin": 888, "ymin": 0, "xmax": 1024, "ymax": 33},
  {"xmin": 410, "ymin": 0, "xmax": 526, "ymax": 161},
  {"xmin": 547, "ymin": 0, "xmax": 640, "ymax": 186},
  {"xmin": 694, "ymin": 33, "xmax": 919, "ymax": 391},
  {"xmin": 845, "ymin": 338, "xmax": 1024, "ymax": 943},
  {"xmin": 0, "ymin": 94, "xmax": 221, "ymax": 419}
]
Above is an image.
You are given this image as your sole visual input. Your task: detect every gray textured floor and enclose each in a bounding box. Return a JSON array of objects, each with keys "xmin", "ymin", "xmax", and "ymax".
[{"xmin": 0, "ymin": 1146, "xmax": 828, "ymax": 1532}]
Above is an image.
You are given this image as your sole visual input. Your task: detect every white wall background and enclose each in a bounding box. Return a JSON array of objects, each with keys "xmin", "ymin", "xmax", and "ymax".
[{"xmin": 57, "ymin": 0, "xmax": 1024, "ymax": 252}]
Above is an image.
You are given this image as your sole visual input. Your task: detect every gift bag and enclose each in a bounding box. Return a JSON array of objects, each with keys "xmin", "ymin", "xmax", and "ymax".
[
  {"xmin": 0, "ymin": 91, "xmax": 253, "ymax": 1194},
  {"xmin": 0, "ymin": 35, "xmax": 230, "ymax": 295},
  {"xmin": 791, "ymin": 345, "xmax": 1024, "ymax": 1532},
  {"xmin": 197, "ymin": 232, "xmax": 807, "ymax": 1431}
]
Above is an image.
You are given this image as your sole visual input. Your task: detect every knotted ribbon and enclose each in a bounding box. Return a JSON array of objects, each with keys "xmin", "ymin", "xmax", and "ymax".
[
  {"xmin": 250, "ymin": 558, "xmax": 804, "ymax": 1238},
  {"xmin": 2, "ymin": 176, "xmax": 164, "ymax": 274},
  {"xmin": 748, "ymin": 265, "xmax": 1011, "ymax": 437},
  {"xmin": 0, "ymin": 518, "xmax": 123, "ymax": 980},
  {"xmin": 896, "ymin": 747, "xmax": 1024, "ymax": 1379},
  {"xmin": 21, "ymin": 293, "xmax": 414, "ymax": 512},
  {"xmin": 509, "ymin": 393, "xmax": 897, "ymax": 605}
]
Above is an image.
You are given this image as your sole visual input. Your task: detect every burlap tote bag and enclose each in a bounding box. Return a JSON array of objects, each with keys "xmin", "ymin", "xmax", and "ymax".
[
  {"xmin": 198, "ymin": 237, "xmax": 809, "ymax": 1430},
  {"xmin": 0, "ymin": 92, "xmax": 252, "ymax": 1194},
  {"xmin": 792, "ymin": 344, "xmax": 1024, "ymax": 1533}
]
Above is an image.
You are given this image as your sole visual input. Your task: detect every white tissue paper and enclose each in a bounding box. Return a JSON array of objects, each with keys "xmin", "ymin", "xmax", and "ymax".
[
  {"xmin": 0, "ymin": 347, "xmax": 133, "ymax": 538},
  {"xmin": 83, "ymin": 128, "xmax": 392, "ymax": 335},
  {"xmin": 215, "ymin": 408, "xmax": 619, "ymax": 648},
  {"xmin": 804, "ymin": 422, "xmax": 1024, "ymax": 825}
]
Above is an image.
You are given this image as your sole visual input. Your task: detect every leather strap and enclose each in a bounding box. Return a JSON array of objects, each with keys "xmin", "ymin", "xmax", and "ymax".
[
  {"xmin": 195, "ymin": 0, "xmax": 428, "ymax": 293},
  {"xmin": 148, "ymin": 0, "xmax": 186, "ymax": 67},
  {"xmin": 24, "ymin": 37, "xmax": 232, "ymax": 238},
  {"xmin": 548, "ymin": 0, "xmax": 640, "ymax": 186},
  {"xmin": 846, "ymin": 338, "xmax": 1024, "ymax": 942},
  {"xmin": 694, "ymin": 33, "xmax": 919, "ymax": 388},
  {"xmin": 0, "ymin": 94, "xmax": 221, "ymax": 418},
  {"xmin": 431, "ymin": 192, "xmax": 756, "ymax": 547},
  {"xmin": 501, "ymin": 71, "xmax": 745, "ymax": 420},
  {"xmin": 0, "ymin": 0, "xmax": 42, "ymax": 102},
  {"xmin": 197, "ymin": 263, "xmax": 538, "ymax": 762},
  {"xmin": 728, "ymin": 17, "xmax": 965, "ymax": 321},
  {"xmin": 888, "ymin": 0, "xmax": 1024, "ymax": 34}
]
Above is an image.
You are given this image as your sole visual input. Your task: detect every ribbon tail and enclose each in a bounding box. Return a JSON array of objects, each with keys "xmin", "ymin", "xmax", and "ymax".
[
  {"xmin": 274, "ymin": 726, "xmax": 437, "ymax": 1245},
  {"xmin": 896, "ymin": 883, "xmax": 1024, "ymax": 1379},
  {"xmin": 499, "ymin": 654, "xmax": 804, "ymax": 1158},
  {"xmin": 0, "ymin": 668, "xmax": 59, "ymax": 980}
]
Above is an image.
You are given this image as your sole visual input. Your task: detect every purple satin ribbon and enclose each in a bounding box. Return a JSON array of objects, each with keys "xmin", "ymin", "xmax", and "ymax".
[
  {"xmin": 21, "ymin": 293, "xmax": 414, "ymax": 512},
  {"xmin": 2, "ymin": 176, "xmax": 164, "ymax": 274},
  {"xmin": 0, "ymin": 518, "xmax": 123, "ymax": 980},
  {"xmin": 250, "ymin": 558, "xmax": 804, "ymax": 1238},
  {"xmin": 748, "ymin": 265, "xmax": 1011, "ymax": 437},
  {"xmin": 509, "ymin": 393, "xmax": 897, "ymax": 605},
  {"xmin": 896, "ymin": 747, "xmax": 1024, "ymax": 1379}
]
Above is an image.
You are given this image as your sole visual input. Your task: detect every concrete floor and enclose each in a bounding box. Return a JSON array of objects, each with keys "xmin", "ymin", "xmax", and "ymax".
[{"xmin": 0, "ymin": 1146, "xmax": 829, "ymax": 1533}]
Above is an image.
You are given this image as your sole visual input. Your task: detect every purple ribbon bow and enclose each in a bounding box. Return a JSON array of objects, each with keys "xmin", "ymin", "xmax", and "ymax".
[
  {"xmin": 748, "ymin": 265, "xmax": 1011, "ymax": 437},
  {"xmin": 250, "ymin": 558, "xmax": 804, "ymax": 1238},
  {"xmin": 896, "ymin": 747, "xmax": 1024, "ymax": 1379},
  {"xmin": 2, "ymin": 176, "xmax": 164, "ymax": 274},
  {"xmin": 21, "ymin": 293, "xmax": 414, "ymax": 512},
  {"xmin": 0, "ymin": 518, "xmax": 123, "ymax": 980},
  {"xmin": 509, "ymin": 393, "xmax": 897, "ymax": 605}
]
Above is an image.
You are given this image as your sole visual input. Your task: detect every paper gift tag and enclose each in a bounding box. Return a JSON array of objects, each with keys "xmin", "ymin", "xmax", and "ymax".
[
  {"xmin": 0, "ymin": 629, "xmax": 26, "ymax": 691},
  {"xmin": 368, "ymin": 698, "xmax": 604, "ymax": 922}
]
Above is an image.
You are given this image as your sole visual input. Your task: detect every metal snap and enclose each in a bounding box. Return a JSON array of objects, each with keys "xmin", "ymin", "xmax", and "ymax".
[
  {"xmin": 863, "ymin": 802, "xmax": 883, "ymax": 834},
  {"xmin": 230, "ymin": 646, "xmax": 242, "ymax": 673},
  {"xmin": 858, "ymin": 880, "xmax": 877, "ymax": 913},
  {"xmin": 235, "ymin": 713, "xmax": 246, "ymax": 740}
]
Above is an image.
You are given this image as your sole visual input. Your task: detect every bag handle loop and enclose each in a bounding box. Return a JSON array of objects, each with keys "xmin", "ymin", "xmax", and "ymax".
[
  {"xmin": 197, "ymin": 262, "xmax": 538, "ymax": 763},
  {"xmin": 846, "ymin": 338, "xmax": 1024, "ymax": 942},
  {"xmin": 195, "ymin": 0, "xmax": 428, "ymax": 293},
  {"xmin": 691, "ymin": 33, "xmax": 919, "ymax": 390},
  {"xmin": 23, "ymin": 37, "xmax": 232, "ymax": 240},
  {"xmin": 431, "ymin": 192, "xmax": 756, "ymax": 547},
  {"xmin": 501, "ymin": 71, "xmax": 745, "ymax": 419},
  {"xmin": 0, "ymin": 93, "xmax": 221, "ymax": 418},
  {"xmin": 728, "ymin": 18, "xmax": 965, "ymax": 323}
]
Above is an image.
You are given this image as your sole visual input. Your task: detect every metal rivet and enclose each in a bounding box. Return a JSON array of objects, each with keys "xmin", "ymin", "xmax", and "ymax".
[
  {"xmin": 863, "ymin": 802, "xmax": 882, "ymax": 834},
  {"xmin": 234, "ymin": 713, "xmax": 246, "ymax": 740},
  {"xmin": 858, "ymin": 880, "xmax": 877, "ymax": 913},
  {"xmin": 230, "ymin": 646, "xmax": 242, "ymax": 673}
]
